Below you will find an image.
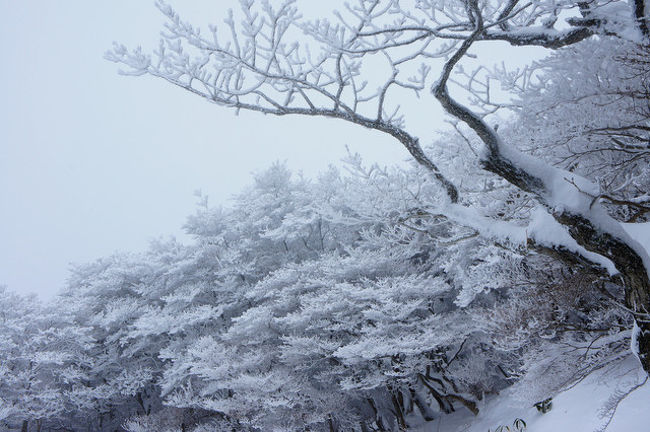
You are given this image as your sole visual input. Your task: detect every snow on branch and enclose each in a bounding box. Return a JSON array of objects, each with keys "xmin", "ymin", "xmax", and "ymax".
[
  {"xmin": 106, "ymin": 0, "xmax": 461, "ymax": 201},
  {"xmin": 106, "ymin": 0, "xmax": 650, "ymax": 374}
]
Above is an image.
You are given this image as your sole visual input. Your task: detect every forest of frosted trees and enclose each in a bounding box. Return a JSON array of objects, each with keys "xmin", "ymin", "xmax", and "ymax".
[{"xmin": 2, "ymin": 0, "xmax": 650, "ymax": 431}]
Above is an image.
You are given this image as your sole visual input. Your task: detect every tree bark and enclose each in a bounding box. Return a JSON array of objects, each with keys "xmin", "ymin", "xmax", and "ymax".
[
  {"xmin": 391, "ymin": 393, "xmax": 408, "ymax": 431},
  {"xmin": 431, "ymin": 5, "xmax": 650, "ymax": 375},
  {"xmin": 440, "ymin": 87, "xmax": 650, "ymax": 375},
  {"xmin": 411, "ymin": 389, "xmax": 436, "ymax": 421},
  {"xmin": 555, "ymin": 212, "xmax": 650, "ymax": 372},
  {"xmin": 635, "ymin": 0, "xmax": 649, "ymax": 38}
]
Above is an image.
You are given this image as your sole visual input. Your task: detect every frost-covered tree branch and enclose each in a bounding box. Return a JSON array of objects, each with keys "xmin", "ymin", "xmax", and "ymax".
[
  {"xmin": 107, "ymin": 0, "xmax": 650, "ymax": 376},
  {"xmin": 106, "ymin": 0, "xmax": 460, "ymax": 201},
  {"xmin": 430, "ymin": 0, "xmax": 650, "ymax": 373}
]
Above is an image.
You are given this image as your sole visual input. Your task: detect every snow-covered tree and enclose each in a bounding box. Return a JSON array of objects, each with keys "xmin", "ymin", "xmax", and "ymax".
[
  {"xmin": 1, "ymin": 158, "xmax": 637, "ymax": 430},
  {"xmin": 7, "ymin": 159, "xmax": 537, "ymax": 430},
  {"xmin": 153, "ymin": 161, "xmax": 499, "ymax": 430},
  {"xmin": 0, "ymin": 287, "xmax": 93, "ymax": 431},
  {"xmin": 107, "ymin": 0, "xmax": 650, "ymax": 375},
  {"xmin": 6, "ymin": 1, "xmax": 650, "ymax": 429},
  {"xmin": 507, "ymin": 38, "xmax": 650, "ymax": 221}
]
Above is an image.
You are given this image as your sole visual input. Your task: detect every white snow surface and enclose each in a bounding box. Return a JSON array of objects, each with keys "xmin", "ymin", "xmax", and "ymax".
[
  {"xmin": 622, "ymin": 222, "xmax": 650, "ymax": 254},
  {"xmin": 456, "ymin": 138, "xmax": 650, "ymax": 281},
  {"xmin": 443, "ymin": 204, "xmax": 619, "ymax": 275},
  {"xmin": 497, "ymin": 140, "xmax": 650, "ymax": 281},
  {"xmin": 415, "ymin": 357, "xmax": 649, "ymax": 432},
  {"xmin": 622, "ymin": 221, "xmax": 650, "ymax": 281}
]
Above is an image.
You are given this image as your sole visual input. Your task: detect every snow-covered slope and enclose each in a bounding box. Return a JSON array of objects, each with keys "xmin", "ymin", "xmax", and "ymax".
[
  {"xmin": 416, "ymin": 356, "xmax": 648, "ymax": 432},
  {"xmin": 414, "ymin": 222, "xmax": 650, "ymax": 432}
]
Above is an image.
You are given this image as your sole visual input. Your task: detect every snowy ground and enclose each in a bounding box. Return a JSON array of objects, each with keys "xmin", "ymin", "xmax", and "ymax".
[{"xmin": 415, "ymin": 356, "xmax": 649, "ymax": 432}]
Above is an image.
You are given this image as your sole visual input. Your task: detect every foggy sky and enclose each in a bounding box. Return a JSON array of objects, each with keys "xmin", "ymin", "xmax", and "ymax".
[
  {"xmin": 0, "ymin": 1, "xmax": 414, "ymax": 299},
  {"xmin": 0, "ymin": 1, "xmax": 541, "ymax": 299}
]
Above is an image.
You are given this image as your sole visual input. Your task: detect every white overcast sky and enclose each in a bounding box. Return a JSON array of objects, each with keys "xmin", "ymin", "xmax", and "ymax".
[
  {"xmin": 0, "ymin": 1, "xmax": 540, "ymax": 299},
  {"xmin": 0, "ymin": 1, "xmax": 419, "ymax": 299}
]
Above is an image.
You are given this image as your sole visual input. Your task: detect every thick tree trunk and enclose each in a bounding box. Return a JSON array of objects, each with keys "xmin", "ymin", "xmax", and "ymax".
[
  {"xmin": 411, "ymin": 389, "xmax": 436, "ymax": 421},
  {"xmin": 432, "ymin": 19, "xmax": 650, "ymax": 375},
  {"xmin": 367, "ymin": 398, "xmax": 389, "ymax": 432},
  {"xmin": 327, "ymin": 415, "xmax": 338, "ymax": 432},
  {"xmin": 489, "ymin": 142, "xmax": 650, "ymax": 376},
  {"xmin": 21, "ymin": 420, "xmax": 28, "ymax": 432},
  {"xmin": 391, "ymin": 393, "xmax": 408, "ymax": 431},
  {"xmin": 626, "ymin": 275, "xmax": 650, "ymax": 371},
  {"xmin": 634, "ymin": 0, "xmax": 649, "ymax": 38},
  {"xmin": 559, "ymin": 213, "xmax": 650, "ymax": 371}
]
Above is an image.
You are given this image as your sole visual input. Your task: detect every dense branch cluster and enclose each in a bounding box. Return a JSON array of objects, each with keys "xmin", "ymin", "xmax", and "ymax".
[{"xmin": 1, "ymin": 158, "xmax": 632, "ymax": 431}]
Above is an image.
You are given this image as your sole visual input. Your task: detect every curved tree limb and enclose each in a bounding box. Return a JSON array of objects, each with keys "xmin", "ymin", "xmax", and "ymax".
[{"xmin": 432, "ymin": 1, "xmax": 650, "ymax": 375}]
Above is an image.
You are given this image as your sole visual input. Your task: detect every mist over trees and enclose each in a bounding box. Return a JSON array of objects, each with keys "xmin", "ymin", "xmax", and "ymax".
[{"xmin": 2, "ymin": 0, "xmax": 650, "ymax": 431}]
